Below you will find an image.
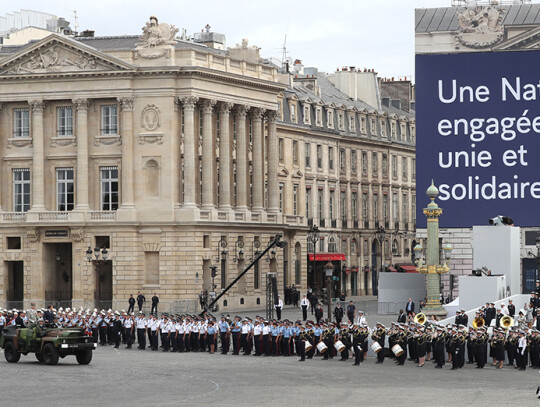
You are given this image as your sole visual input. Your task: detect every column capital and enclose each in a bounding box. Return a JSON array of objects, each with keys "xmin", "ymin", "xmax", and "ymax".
[
  {"xmin": 180, "ymin": 96, "xmax": 199, "ymax": 110},
  {"xmin": 201, "ymin": 99, "xmax": 217, "ymax": 113},
  {"xmin": 118, "ymin": 97, "xmax": 134, "ymax": 112},
  {"xmin": 218, "ymin": 101, "xmax": 234, "ymax": 115},
  {"xmin": 28, "ymin": 100, "xmax": 45, "ymax": 114},
  {"xmin": 266, "ymin": 110, "xmax": 278, "ymax": 123},
  {"xmin": 73, "ymin": 98, "xmax": 91, "ymax": 113},
  {"xmin": 250, "ymin": 107, "xmax": 266, "ymax": 121},
  {"xmin": 234, "ymin": 104, "xmax": 250, "ymax": 118}
]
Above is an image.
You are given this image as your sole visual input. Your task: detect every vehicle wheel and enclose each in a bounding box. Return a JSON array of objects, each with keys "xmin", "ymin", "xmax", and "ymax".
[
  {"xmin": 75, "ymin": 350, "xmax": 93, "ymax": 365},
  {"xmin": 42, "ymin": 343, "xmax": 59, "ymax": 365},
  {"xmin": 35, "ymin": 352, "xmax": 44, "ymax": 362},
  {"xmin": 4, "ymin": 341, "xmax": 20, "ymax": 363}
]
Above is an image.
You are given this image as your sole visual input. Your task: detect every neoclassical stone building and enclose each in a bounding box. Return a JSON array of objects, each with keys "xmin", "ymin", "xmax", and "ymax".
[{"xmin": 0, "ymin": 17, "xmax": 415, "ymax": 311}]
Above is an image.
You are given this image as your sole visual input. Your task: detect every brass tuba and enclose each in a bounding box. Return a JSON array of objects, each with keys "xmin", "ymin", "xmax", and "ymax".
[
  {"xmin": 501, "ymin": 315, "xmax": 514, "ymax": 329},
  {"xmin": 414, "ymin": 313, "xmax": 426, "ymax": 325},
  {"xmin": 472, "ymin": 317, "xmax": 485, "ymax": 329}
]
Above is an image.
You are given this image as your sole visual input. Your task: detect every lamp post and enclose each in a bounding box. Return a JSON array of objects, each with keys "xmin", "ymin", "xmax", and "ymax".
[
  {"xmin": 325, "ymin": 261, "xmax": 334, "ymax": 321},
  {"xmin": 414, "ymin": 181, "xmax": 452, "ymax": 317},
  {"xmin": 86, "ymin": 246, "xmax": 109, "ymax": 307},
  {"xmin": 374, "ymin": 226, "xmax": 386, "ymax": 296},
  {"xmin": 307, "ymin": 225, "xmax": 320, "ymax": 291}
]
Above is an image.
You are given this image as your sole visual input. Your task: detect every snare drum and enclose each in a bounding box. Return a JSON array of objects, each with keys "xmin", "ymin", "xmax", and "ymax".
[
  {"xmin": 316, "ymin": 341, "xmax": 328, "ymax": 353},
  {"xmin": 305, "ymin": 340, "xmax": 312, "ymax": 352},
  {"xmin": 371, "ymin": 342, "xmax": 383, "ymax": 354},
  {"xmin": 334, "ymin": 340, "xmax": 346, "ymax": 353},
  {"xmin": 391, "ymin": 344, "xmax": 404, "ymax": 357}
]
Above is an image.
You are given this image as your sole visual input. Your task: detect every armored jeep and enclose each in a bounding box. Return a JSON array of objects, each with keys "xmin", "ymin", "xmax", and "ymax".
[{"xmin": 0, "ymin": 323, "xmax": 96, "ymax": 365}]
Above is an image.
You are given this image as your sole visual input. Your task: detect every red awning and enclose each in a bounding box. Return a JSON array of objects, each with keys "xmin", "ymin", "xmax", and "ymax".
[
  {"xmin": 388, "ymin": 266, "xmax": 397, "ymax": 272},
  {"xmin": 399, "ymin": 265, "xmax": 418, "ymax": 273},
  {"xmin": 308, "ymin": 253, "xmax": 346, "ymax": 261}
]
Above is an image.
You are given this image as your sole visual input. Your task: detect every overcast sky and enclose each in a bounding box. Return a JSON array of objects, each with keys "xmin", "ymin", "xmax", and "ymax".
[{"xmin": 3, "ymin": 0, "xmax": 451, "ymax": 79}]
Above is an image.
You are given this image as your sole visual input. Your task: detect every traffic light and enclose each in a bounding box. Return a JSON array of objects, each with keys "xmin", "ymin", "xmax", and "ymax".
[{"xmin": 210, "ymin": 266, "xmax": 217, "ymax": 278}]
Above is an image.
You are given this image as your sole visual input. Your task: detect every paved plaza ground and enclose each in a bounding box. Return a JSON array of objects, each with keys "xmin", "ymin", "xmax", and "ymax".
[{"xmin": 2, "ymin": 337, "xmax": 539, "ymax": 406}]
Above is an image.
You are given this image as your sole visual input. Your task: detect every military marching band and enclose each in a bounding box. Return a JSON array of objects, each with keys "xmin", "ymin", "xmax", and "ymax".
[{"xmin": 0, "ymin": 303, "xmax": 538, "ymax": 372}]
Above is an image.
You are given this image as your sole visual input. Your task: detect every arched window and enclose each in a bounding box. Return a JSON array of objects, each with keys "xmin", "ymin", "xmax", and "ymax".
[
  {"xmin": 328, "ymin": 237, "xmax": 337, "ymax": 253},
  {"xmin": 392, "ymin": 238, "xmax": 399, "ymax": 256}
]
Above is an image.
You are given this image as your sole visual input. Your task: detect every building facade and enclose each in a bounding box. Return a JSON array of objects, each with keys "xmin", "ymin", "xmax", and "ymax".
[{"xmin": 0, "ymin": 17, "xmax": 415, "ymax": 311}]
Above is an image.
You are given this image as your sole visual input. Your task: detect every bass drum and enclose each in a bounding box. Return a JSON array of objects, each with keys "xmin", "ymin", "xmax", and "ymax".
[
  {"xmin": 391, "ymin": 344, "xmax": 404, "ymax": 357},
  {"xmin": 304, "ymin": 340, "xmax": 312, "ymax": 352},
  {"xmin": 334, "ymin": 340, "xmax": 346, "ymax": 353},
  {"xmin": 371, "ymin": 342, "xmax": 383, "ymax": 354},
  {"xmin": 316, "ymin": 341, "xmax": 328, "ymax": 354}
]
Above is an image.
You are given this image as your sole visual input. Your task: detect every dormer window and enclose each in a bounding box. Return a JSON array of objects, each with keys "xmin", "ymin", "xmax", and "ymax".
[
  {"xmin": 327, "ymin": 109, "xmax": 334, "ymax": 128},
  {"xmin": 303, "ymin": 104, "xmax": 311, "ymax": 125},
  {"xmin": 348, "ymin": 113, "xmax": 356, "ymax": 132},
  {"xmin": 290, "ymin": 103, "xmax": 297, "ymax": 123},
  {"xmin": 338, "ymin": 111, "xmax": 344, "ymax": 130},
  {"xmin": 315, "ymin": 107, "xmax": 322, "ymax": 127}
]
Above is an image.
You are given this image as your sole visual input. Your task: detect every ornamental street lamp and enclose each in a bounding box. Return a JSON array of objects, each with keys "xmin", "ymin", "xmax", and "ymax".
[
  {"xmin": 414, "ymin": 181, "xmax": 452, "ymax": 317},
  {"xmin": 307, "ymin": 225, "xmax": 320, "ymax": 291}
]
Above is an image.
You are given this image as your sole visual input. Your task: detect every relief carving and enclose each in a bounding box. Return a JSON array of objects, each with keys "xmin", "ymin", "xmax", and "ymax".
[
  {"xmin": 141, "ymin": 104, "xmax": 161, "ymax": 131},
  {"xmin": 27, "ymin": 228, "xmax": 40, "ymax": 243},
  {"xmin": 70, "ymin": 228, "xmax": 85, "ymax": 242},
  {"xmin": 455, "ymin": 6, "xmax": 505, "ymax": 49},
  {"xmin": 5, "ymin": 45, "xmax": 106, "ymax": 74}
]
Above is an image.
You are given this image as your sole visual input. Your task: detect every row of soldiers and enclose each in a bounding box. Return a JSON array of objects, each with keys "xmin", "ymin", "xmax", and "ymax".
[{"xmin": 1, "ymin": 307, "xmax": 538, "ymax": 371}]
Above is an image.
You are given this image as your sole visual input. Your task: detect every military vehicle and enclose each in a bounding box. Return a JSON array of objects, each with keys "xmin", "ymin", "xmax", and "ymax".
[{"xmin": 0, "ymin": 323, "xmax": 96, "ymax": 365}]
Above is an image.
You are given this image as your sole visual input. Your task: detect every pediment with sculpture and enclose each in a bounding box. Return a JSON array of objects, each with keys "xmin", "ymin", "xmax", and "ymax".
[
  {"xmin": 0, "ymin": 35, "xmax": 133, "ymax": 75},
  {"xmin": 454, "ymin": 5, "xmax": 505, "ymax": 49}
]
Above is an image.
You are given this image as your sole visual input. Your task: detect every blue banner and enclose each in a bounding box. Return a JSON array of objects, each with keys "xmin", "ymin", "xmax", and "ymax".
[{"xmin": 416, "ymin": 51, "xmax": 540, "ymax": 228}]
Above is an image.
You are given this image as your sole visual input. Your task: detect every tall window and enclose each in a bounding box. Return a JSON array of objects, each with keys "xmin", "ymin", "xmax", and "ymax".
[
  {"xmin": 338, "ymin": 112, "xmax": 344, "ymax": 130},
  {"xmin": 293, "ymin": 184, "xmax": 298, "ymax": 215},
  {"xmin": 13, "ymin": 108, "xmax": 30, "ymax": 138},
  {"xmin": 351, "ymin": 150, "xmax": 357, "ymax": 173},
  {"xmin": 392, "ymin": 155, "xmax": 398, "ymax": 177},
  {"xmin": 317, "ymin": 145, "xmax": 323, "ymax": 168},
  {"xmin": 13, "ymin": 169, "xmax": 30, "ymax": 212},
  {"xmin": 351, "ymin": 192, "xmax": 358, "ymax": 221},
  {"xmin": 100, "ymin": 166, "xmax": 119, "ymax": 210},
  {"xmin": 306, "ymin": 187, "xmax": 311, "ymax": 218},
  {"xmin": 305, "ymin": 142, "xmax": 311, "ymax": 167},
  {"xmin": 362, "ymin": 152, "xmax": 367, "ymax": 175},
  {"xmin": 290, "ymin": 103, "xmax": 296, "ymax": 123},
  {"xmin": 329, "ymin": 190, "xmax": 335, "ymax": 219},
  {"xmin": 279, "ymin": 182, "xmax": 284, "ymax": 211},
  {"xmin": 383, "ymin": 194, "xmax": 388, "ymax": 224},
  {"xmin": 373, "ymin": 194, "xmax": 379, "ymax": 222},
  {"xmin": 329, "ymin": 147, "xmax": 334, "ymax": 170},
  {"xmin": 101, "ymin": 105, "xmax": 118, "ymax": 135},
  {"xmin": 403, "ymin": 193, "xmax": 408, "ymax": 224},
  {"xmin": 340, "ymin": 191, "xmax": 346, "ymax": 221},
  {"xmin": 412, "ymin": 194, "xmax": 416, "ymax": 225},
  {"xmin": 318, "ymin": 188, "xmax": 323, "ymax": 220},
  {"xmin": 315, "ymin": 107, "xmax": 322, "ymax": 126},
  {"xmin": 392, "ymin": 192, "xmax": 398, "ymax": 224},
  {"xmin": 57, "ymin": 106, "xmax": 73, "ymax": 136},
  {"xmin": 362, "ymin": 192, "xmax": 368, "ymax": 223},
  {"xmin": 278, "ymin": 138, "xmax": 284, "ymax": 163},
  {"xmin": 372, "ymin": 152, "xmax": 378, "ymax": 175},
  {"xmin": 412, "ymin": 158, "xmax": 416, "ymax": 179},
  {"xmin": 293, "ymin": 140, "xmax": 298, "ymax": 165},
  {"xmin": 340, "ymin": 149, "xmax": 346, "ymax": 171},
  {"xmin": 402, "ymin": 157, "xmax": 408, "ymax": 179},
  {"xmin": 382, "ymin": 154, "xmax": 388, "ymax": 176},
  {"xmin": 56, "ymin": 168, "xmax": 74, "ymax": 211}
]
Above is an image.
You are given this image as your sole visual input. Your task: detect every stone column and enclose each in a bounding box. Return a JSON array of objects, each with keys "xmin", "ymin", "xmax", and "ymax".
[
  {"xmin": 218, "ymin": 102, "xmax": 234, "ymax": 209},
  {"xmin": 250, "ymin": 107, "xmax": 265, "ymax": 211},
  {"xmin": 266, "ymin": 110, "xmax": 279, "ymax": 213},
  {"xmin": 118, "ymin": 97, "xmax": 135, "ymax": 209},
  {"xmin": 235, "ymin": 105, "xmax": 249, "ymax": 210},
  {"xmin": 74, "ymin": 99, "xmax": 90, "ymax": 210},
  {"xmin": 182, "ymin": 96, "xmax": 199, "ymax": 207},
  {"xmin": 201, "ymin": 99, "xmax": 216, "ymax": 209},
  {"xmin": 29, "ymin": 100, "xmax": 45, "ymax": 211}
]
